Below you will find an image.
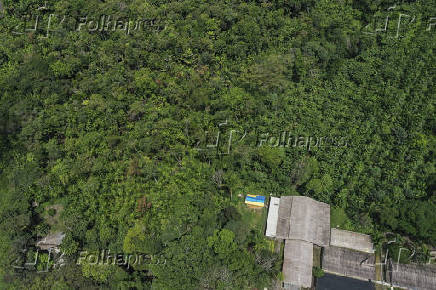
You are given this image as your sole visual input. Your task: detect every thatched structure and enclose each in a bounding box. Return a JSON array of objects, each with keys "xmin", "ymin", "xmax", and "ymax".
[
  {"xmin": 36, "ymin": 232, "xmax": 65, "ymax": 250},
  {"xmin": 275, "ymin": 196, "xmax": 330, "ymax": 246},
  {"xmin": 388, "ymin": 262, "xmax": 436, "ymax": 290},
  {"xmin": 265, "ymin": 197, "xmax": 280, "ymax": 237},
  {"xmin": 330, "ymin": 228, "xmax": 374, "ymax": 253},
  {"xmin": 283, "ymin": 239, "xmax": 313, "ymax": 289},
  {"xmin": 322, "ymin": 246, "xmax": 376, "ymax": 281}
]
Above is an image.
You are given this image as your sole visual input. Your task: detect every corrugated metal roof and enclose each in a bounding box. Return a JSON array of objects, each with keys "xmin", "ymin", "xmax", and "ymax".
[
  {"xmin": 265, "ymin": 197, "xmax": 280, "ymax": 237},
  {"xmin": 288, "ymin": 197, "xmax": 330, "ymax": 247},
  {"xmin": 330, "ymin": 228, "xmax": 374, "ymax": 253},
  {"xmin": 389, "ymin": 262, "xmax": 436, "ymax": 290},
  {"xmin": 275, "ymin": 196, "xmax": 330, "ymax": 246},
  {"xmin": 283, "ymin": 239, "xmax": 313, "ymax": 288},
  {"xmin": 322, "ymin": 246, "xmax": 376, "ymax": 281},
  {"xmin": 276, "ymin": 196, "xmax": 293, "ymax": 239}
]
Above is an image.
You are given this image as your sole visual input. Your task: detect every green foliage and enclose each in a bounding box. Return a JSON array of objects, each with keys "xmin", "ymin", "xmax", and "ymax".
[
  {"xmin": 81, "ymin": 262, "xmax": 122, "ymax": 284},
  {"xmin": 48, "ymin": 208, "xmax": 56, "ymax": 217},
  {"xmin": 207, "ymin": 229, "xmax": 238, "ymax": 260},
  {"xmin": 313, "ymin": 266, "xmax": 325, "ymax": 278},
  {"xmin": 123, "ymin": 221, "xmax": 161, "ymax": 254},
  {"xmin": 0, "ymin": 0, "xmax": 434, "ymax": 288},
  {"xmin": 330, "ymin": 206, "xmax": 353, "ymax": 230},
  {"xmin": 60, "ymin": 233, "xmax": 79, "ymax": 256}
]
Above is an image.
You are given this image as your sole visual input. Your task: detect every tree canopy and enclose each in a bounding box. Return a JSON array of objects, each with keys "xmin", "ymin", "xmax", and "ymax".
[{"xmin": 0, "ymin": 0, "xmax": 435, "ymax": 288}]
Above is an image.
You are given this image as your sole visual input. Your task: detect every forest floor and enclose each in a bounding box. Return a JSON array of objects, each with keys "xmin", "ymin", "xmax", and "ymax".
[
  {"xmin": 43, "ymin": 204, "xmax": 64, "ymax": 231},
  {"xmin": 375, "ymin": 250, "xmax": 384, "ymax": 290}
]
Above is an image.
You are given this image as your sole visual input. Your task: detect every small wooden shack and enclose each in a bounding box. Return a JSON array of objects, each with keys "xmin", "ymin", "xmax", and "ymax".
[{"xmin": 36, "ymin": 232, "xmax": 65, "ymax": 251}]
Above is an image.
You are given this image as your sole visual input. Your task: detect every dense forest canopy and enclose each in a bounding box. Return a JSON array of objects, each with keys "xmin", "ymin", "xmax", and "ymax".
[{"xmin": 0, "ymin": 0, "xmax": 435, "ymax": 289}]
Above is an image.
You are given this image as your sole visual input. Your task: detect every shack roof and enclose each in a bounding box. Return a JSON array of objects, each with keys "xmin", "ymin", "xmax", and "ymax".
[
  {"xmin": 330, "ymin": 228, "xmax": 374, "ymax": 253},
  {"xmin": 322, "ymin": 246, "xmax": 376, "ymax": 281},
  {"xmin": 276, "ymin": 196, "xmax": 330, "ymax": 246},
  {"xmin": 389, "ymin": 262, "xmax": 436, "ymax": 290},
  {"xmin": 283, "ymin": 239, "xmax": 313, "ymax": 288},
  {"xmin": 265, "ymin": 197, "xmax": 280, "ymax": 238},
  {"xmin": 36, "ymin": 232, "xmax": 65, "ymax": 250}
]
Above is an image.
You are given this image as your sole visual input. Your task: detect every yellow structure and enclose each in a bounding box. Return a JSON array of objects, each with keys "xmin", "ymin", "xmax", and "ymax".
[{"xmin": 245, "ymin": 194, "xmax": 266, "ymax": 208}]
